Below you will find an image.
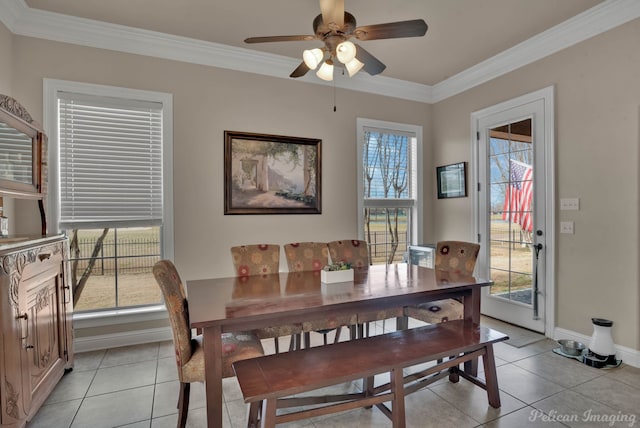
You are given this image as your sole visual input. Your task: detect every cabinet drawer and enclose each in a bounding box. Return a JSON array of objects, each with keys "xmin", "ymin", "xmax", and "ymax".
[{"xmin": 20, "ymin": 250, "xmax": 63, "ymax": 284}]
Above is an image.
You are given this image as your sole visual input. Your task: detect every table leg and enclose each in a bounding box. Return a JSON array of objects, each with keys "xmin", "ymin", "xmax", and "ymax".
[
  {"xmin": 463, "ymin": 289, "xmax": 481, "ymax": 376},
  {"xmin": 203, "ymin": 325, "xmax": 223, "ymax": 428},
  {"xmin": 396, "ymin": 315, "xmax": 408, "ymax": 331}
]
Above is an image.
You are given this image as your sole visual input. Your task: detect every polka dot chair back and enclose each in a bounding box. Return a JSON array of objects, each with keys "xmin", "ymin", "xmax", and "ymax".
[
  {"xmin": 434, "ymin": 241, "xmax": 480, "ymax": 275},
  {"xmin": 230, "ymin": 244, "xmax": 280, "ymax": 277},
  {"xmin": 327, "ymin": 240, "xmax": 370, "ymax": 269},
  {"xmin": 284, "ymin": 242, "xmax": 329, "ymax": 272}
]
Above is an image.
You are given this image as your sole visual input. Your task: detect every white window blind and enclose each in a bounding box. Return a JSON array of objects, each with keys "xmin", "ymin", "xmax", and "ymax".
[
  {"xmin": 58, "ymin": 92, "xmax": 163, "ymax": 229},
  {"xmin": 362, "ymin": 126, "xmax": 416, "ymax": 209}
]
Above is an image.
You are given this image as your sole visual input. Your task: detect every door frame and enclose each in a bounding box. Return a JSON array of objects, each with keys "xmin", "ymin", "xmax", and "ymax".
[{"xmin": 470, "ymin": 85, "xmax": 555, "ymax": 336}]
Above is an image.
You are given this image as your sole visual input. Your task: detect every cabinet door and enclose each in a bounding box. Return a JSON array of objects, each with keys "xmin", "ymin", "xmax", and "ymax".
[
  {"xmin": 18, "ymin": 252, "xmax": 66, "ymax": 414},
  {"xmin": 23, "ymin": 273, "xmax": 63, "ymax": 395},
  {"xmin": 0, "ymin": 272, "xmax": 28, "ymax": 425}
]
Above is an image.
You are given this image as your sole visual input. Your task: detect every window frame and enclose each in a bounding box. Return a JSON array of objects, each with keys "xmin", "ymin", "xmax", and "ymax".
[
  {"xmin": 356, "ymin": 118, "xmax": 423, "ymax": 255},
  {"xmin": 43, "ymin": 79, "xmax": 174, "ymax": 318}
]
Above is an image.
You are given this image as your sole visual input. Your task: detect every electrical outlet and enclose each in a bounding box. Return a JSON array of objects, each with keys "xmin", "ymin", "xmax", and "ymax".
[
  {"xmin": 560, "ymin": 221, "xmax": 574, "ymax": 234},
  {"xmin": 560, "ymin": 198, "xmax": 580, "ymax": 210}
]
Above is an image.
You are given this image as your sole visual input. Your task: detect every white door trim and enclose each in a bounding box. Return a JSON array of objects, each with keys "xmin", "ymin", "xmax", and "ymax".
[{"xmin": 471, "ymin": 86, "xmax": 555, "ymax": 337}]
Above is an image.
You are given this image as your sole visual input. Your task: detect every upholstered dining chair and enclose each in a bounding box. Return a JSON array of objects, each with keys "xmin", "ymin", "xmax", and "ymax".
[
  {"xmin": 283, "ymin": 242, "xmax": 328, "ymax": 272},
  {"xmin": 230, "ymin": 244, "xmax": 304, "ymax": 353},
  {"xmin": 327, "ymin": 240, "xmax": 404, "ymax": 338},
  {"xmin": 284, "ymin": 242, "xmax": 356, "ymax": 347},
  {"xmin": 405, "ymin": 240, "xmax": 481, "ymax": 324},
  {"xmin": 230, "ymin": 243, "xmax": 281, "ymax": 276},
  {"xmin": 153, "ymin": 260, "xmax": 264, "ymax": 428},
  {"xmin": 327, "ymin": 239, "xmax": 370, "ymax": 269}
]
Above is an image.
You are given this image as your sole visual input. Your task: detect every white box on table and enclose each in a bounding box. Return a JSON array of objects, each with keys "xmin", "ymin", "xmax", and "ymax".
[{"xmin": 320, "ymin": 268, "xmax": 354, "ymax": 284}]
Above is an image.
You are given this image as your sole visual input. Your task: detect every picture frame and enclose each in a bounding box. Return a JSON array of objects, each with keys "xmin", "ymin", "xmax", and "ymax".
[
  {"xmin": 224, "ymin": 131, "xmax": 321, "ymax": 214},
  {"xmin": 436, "ymin": 162, "xmax": 467, "ymax": 199}
]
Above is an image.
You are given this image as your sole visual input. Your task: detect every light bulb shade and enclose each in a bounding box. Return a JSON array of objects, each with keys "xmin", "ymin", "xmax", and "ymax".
[
  {"xmin": 345, "ymin": 58, "xmax": 365, "ymax": 77},
  {"xmin": 316, "ymin": 61, "xmax": 334, "ymax": 81},
  {"xmin": 302, "ymin": 48, "xmax": 324, "ymax": 70},
  {"xmin": 336, "ymin": 41, "xmax": 357, "ymax": 64}
]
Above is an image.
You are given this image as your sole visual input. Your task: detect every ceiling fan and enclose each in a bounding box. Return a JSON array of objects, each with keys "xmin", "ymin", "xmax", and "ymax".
[{"xmin": 244, "ymin": 0, "xmax": 428, "ymax": 81}]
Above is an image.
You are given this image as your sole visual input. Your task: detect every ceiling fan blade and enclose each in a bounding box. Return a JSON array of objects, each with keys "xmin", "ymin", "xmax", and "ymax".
[
  {"xmin": 245, "ymin": 35, "xmax": 315, "ymax": 44},
  {"xmin": 354, "ymin": 19, "xmax": 428, "ymax": 41},
  {"xmin": 290, "ymin": 61, "xmax": 311, "ymax": 78},
  {"xmin": 354, "ymin": 44, "xmax": 386, "ymax": 76},
  {"xmin": 319, "ymin": 0, "xmax": 344, "ymax": 28}
]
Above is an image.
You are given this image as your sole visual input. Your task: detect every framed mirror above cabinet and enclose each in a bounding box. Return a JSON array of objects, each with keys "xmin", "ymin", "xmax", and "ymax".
[{"xmin": 0, "ymin": 95, "xmax": 48, "ymax": 234}]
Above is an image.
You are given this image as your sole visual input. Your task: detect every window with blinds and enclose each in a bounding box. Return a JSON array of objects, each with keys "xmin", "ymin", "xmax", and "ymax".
[
  {"xmin": 357, "ymin": 119, "xmax": 422, "ymax": 265},
  {"xmin": 47, "ymin": 81, "xmax": 172, "ymax": 313},
  {"xmin": 58, "ymin": 92, "xmax": 163, "ymax": 229}
]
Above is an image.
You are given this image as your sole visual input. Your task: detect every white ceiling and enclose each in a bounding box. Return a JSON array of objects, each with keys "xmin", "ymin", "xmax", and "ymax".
[{"xmin": 3, "ymin": 0, "xmax": 640, "ymax": 102}]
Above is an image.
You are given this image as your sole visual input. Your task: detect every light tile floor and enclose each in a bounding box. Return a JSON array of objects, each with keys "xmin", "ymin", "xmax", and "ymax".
[{"xmin": 27, "ymin": 318, "xmax": 640, "ymax": 428}]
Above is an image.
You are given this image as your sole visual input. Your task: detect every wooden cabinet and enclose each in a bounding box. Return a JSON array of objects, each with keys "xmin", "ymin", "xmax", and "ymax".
[{"xmin": 0, "ymin": 236, "xmax": 73, "ymax": 427}]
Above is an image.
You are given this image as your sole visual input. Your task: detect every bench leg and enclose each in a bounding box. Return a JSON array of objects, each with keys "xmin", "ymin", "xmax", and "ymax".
[
  {"xmin": 247, "ymin": 401, "xmax": 261, "ymax": 428},
  {"xmin": 260, "ymin": 398, "xmax": 277, "ymax": 428},
  {"xmin": 481, "ymin": 344, "xmax": 501, "ymax": 408},
  {"xmin": 390, "ymin": 367, "xmax": 406, "ymax": 428},
  {"xmin": 362, "ymin": 374, "xmax": 376, "ymax": 409}
]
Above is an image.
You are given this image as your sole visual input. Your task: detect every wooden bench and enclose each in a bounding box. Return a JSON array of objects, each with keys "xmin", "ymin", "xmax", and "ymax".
[{"xmin": 233, "ymin": 319, "xmax": 508, "ymax": 428}]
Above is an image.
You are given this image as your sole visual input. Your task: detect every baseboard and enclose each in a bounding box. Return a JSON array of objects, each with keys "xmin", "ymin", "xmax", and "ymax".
[
  {"xmin": 73, "ymin": 326, "xmax": 173, "ymax": 353},
  {"xmin": 554, "ymin": 327, "xmax": 640, "ymax": 368}
]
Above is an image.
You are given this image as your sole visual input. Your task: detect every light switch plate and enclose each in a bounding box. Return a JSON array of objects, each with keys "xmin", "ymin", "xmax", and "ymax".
[
  {"xmin": 560, "ymin": 198, "xmax": 579, "ymax": 210},
  {"xmin": 560, "ymin": 221, "xmax": 574, "ymax": 234}
]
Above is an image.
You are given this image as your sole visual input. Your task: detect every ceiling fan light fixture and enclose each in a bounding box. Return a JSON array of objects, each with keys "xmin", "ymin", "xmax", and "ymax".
[
  {"xmin": 316, "ymin": 59, "xmax": 334, "ymax": 81},
  {"xmin": 345, "ymin": 57, "xmax": 364, "ymax": 77},
  {"xmin": 336, "ymin": 41, "xmax": 357, "ymax": 64},
  {"xmin": 303, "ymin": 48, "xmax": 324, "ymax": 70}
]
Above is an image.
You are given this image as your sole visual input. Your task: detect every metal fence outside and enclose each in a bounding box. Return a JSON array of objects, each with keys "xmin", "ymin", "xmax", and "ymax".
[
  {"xmin": 71, "ymin": 232, "xmax": 409, "ymax": 275},
  {"xmin": 368, "ymin": 230, "xmax": 409, "ymax": 264},
  {"xmin": 72, "ymin": 238, "xmax": 161, "ymax": 275}
]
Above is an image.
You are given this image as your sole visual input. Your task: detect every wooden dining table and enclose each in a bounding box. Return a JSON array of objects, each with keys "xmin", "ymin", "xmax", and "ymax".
[{"xmin": 186, "ymin": 263, "xmax": 492, "ymax": 428}]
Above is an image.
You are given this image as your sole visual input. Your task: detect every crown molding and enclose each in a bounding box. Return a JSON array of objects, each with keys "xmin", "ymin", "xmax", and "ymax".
[
  {"xmin": 432, "ymin": 0, "xmax": 640, "ymax": 102},
  {"xmin": 0, "ymin": 0, "xmax": 23, "ymax": 32},
  {"xmin": 1, "ymin": 0, "xmax": 638, "ymax": 104}
]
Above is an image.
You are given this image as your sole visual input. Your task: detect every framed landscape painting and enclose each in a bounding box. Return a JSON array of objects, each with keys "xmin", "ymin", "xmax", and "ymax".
[{"xmin": 224, "ymin": 131, "xmax": 322, "ymax": 214}]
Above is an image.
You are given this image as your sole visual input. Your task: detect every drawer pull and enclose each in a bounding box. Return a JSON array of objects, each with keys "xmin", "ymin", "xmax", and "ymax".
[
  {"xmin": 15, "ymin": 313, "xmax": 29, "ymax": 340},
  {"xmin": 63, "ymin": 285, "xmax": 71, "ymax": 304},
  {"xmin": 38, "ymin": 253, "xmax": 51, "ymax": 261}
]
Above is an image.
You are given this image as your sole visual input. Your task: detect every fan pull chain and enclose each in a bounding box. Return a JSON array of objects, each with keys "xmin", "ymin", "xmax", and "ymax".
[{"xmin": 333, "ymin": 77, "xmax": 337, "ymax": 112}]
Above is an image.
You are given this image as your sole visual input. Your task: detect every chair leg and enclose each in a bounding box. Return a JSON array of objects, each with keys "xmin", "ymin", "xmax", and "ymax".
[
  {"xmin": 177, "ymin": 382, "xmax": 190, "ymax": 428},
  {"xmin": 357, "ymin": 323, "xmax": 365, "ymax": 339},
  {"xmin": 247, "ymin": 400, "xmax": 261, "ymax": 428},
  {"xmin": 333, "ymin": 326, "xmax": 342, "ymax": 343},
  {"xmin": 350, "ymin": 324, "xmax": 357, "ymax": 340},
  {"xmin": 288, "ymin": 333, "xmax": 302, "ymax": 351}
]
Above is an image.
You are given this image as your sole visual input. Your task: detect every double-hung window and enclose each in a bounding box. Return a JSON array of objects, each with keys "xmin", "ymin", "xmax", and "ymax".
[
  {"xmin": 44, "ymin": 80, "xmax": 173, "ymax": 313},
  {"xmin": 357, "ymin": 118, "xmax": 422, "ymax": 265}
]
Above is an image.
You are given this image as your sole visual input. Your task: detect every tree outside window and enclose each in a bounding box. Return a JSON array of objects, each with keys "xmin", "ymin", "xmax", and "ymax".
[{"xmin": 358, "ymin": 119, "xmax": 421, "ymax": 265}]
